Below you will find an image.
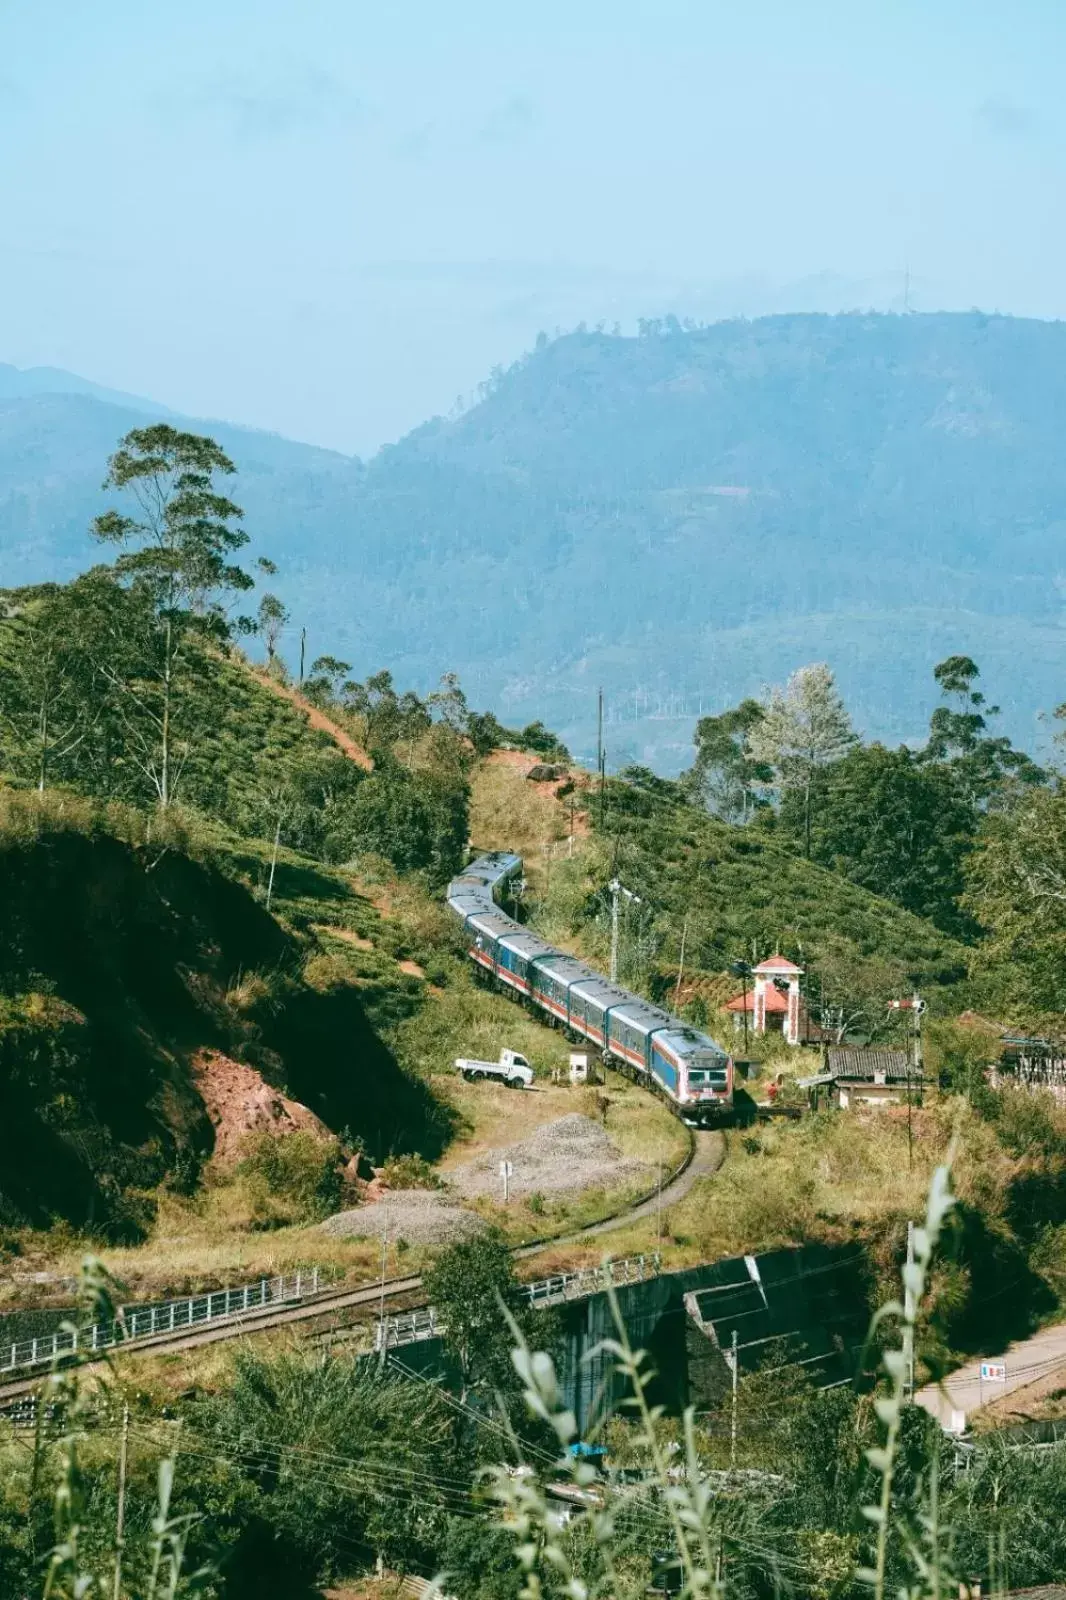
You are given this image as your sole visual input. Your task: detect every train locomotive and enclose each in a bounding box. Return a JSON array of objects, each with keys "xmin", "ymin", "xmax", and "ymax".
[{"xmin": 446, "ymin": 851, "xmax": 734, "ymax": 1123}]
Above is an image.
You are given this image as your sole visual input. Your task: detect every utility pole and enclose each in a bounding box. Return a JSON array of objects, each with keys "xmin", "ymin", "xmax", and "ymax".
[
  {"xmin": 378, "ymin": 1209, "xmax": 390, "ymax": 1357},
  {"xmin": 298, "ymin": 626, "xmax": 306, "ymax": 686},
  {"xmin": 731, "ymin": 961, "xmax": 752, "ymax": 1052},
  {"xmin": 265, "ymin": 812, "xmax": 282, "ymax": 910},
  {"xmin": 889, "ymin": 993, "xmax": 925, "ymax": 1170},
  {"xmin": 730, "ymin": 1329, "xmax": 739, "ymax": 1470},
  {"xmin": 673, "ymin": 915, "xmax": 689, "ymax": 1014},
  {"xmin": 609, "ymin": 878, "xmax": 641, "ymax": 984},
  {"xmin": 569, "ymin": 792, "xmax": 575, "ymax": 858},
  {"xmin": 113, "ymin": 1401, "xmax": 130, "ymax": 1600},
  {"xmin": 597, "ymin": 688, "xmax": 606, "ymax": 827},
  {"xmin": 910, "ymin": 990, "xmax": 923, "ymax": 1172},
  {"xmin": 656, "ymin": 1150, "xmax": 663, "ymax": 1254},
  {"xmin": 904, "ymin": 1220, "xmax": 916, "ymax": 1402},
  {"xmin": 596, "ymin": 688, "xmax": 603, "ymax": 787}
]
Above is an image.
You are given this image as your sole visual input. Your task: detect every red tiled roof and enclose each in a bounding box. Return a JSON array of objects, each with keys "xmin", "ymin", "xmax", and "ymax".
[
  {"xmin": 753, "ymin": 954, "xmax": 803, "ymax": 974},
  {"xmin": 726, "ymin": 988, "xmax": 788, "ymax": 1013}
]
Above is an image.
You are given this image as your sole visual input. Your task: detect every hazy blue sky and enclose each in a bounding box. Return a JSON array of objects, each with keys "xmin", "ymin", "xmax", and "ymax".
[{"xmin": 2, "ymin": 0, "xmax": 1064, "ymax": 453}]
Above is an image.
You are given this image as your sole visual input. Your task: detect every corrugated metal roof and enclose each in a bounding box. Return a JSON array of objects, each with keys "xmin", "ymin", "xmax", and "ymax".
[{"xmin": 827, "ymin": 1048, "xmax": 913, "ymax": 1081}]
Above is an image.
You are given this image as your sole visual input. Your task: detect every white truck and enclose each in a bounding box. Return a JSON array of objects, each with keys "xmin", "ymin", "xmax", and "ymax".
[{"xmin": 454, "ymin": 1048, "xmax": 534, "ymax": 1087}]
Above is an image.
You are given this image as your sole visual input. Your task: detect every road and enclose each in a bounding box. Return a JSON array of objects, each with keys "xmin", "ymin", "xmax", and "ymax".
[{"xmin": 916, "ymin": 1318, "xmax": 1066, "ymax": 1429}]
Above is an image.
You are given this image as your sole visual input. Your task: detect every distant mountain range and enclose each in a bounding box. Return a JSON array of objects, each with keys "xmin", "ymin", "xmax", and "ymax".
[
  {"xmin": 3, "ymin": 312, "xmax": 1065, "ymax": 771},
  {"xmin": 0, "ymin": 362, "xmax": 174, "ymax": 414}
]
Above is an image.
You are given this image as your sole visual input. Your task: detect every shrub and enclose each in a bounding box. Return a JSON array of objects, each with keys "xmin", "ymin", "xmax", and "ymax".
[
  {"xmin": 379, "ymin": 1151, "xmax": 443, "ymax": 1190},
  {"xmin": 236, "ymin": 1129, "xmax": 343, "ymax": 1225}
]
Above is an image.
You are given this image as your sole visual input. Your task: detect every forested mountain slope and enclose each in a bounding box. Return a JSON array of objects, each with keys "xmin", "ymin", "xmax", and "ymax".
[{"xmin": 5, "ymin": 311, "xmax": 1066, "ymax": 769}]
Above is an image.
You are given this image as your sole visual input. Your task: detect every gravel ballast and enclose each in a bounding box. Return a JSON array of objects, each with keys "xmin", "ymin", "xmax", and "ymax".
[
  {"xmin": 320, "ymin": 1115, "xmax": 652, "ymax": 1242},
  {"xmin": 320, "ymin": 1191, "xmax": 487, "ymax": 1247},
  {"xmin": 447, "ymin": 1113, "xmax": 652, "ymax": 1199}
]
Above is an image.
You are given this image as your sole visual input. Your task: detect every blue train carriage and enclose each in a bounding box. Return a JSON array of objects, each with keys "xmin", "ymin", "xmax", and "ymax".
[
  {"xmin": 652, "ymin": 1027, "xmax": 733, "ymax": 1120},
  {"xmin": 566, "ymin": 976, "xmax": 634, "ymax": 1055},
  {"xmin": 461, "ymin": 908, "xmax": 514, "ymax": 982},
  {"xmin": 493, "ymin": 927, "xmax": 560, "ymax": 999},
  {"xmin": 455, "ymin": 851, "xmax": 523, "ymax": 902},
  {"xmin": 528, "ymin": 952, "xmax": 598, "ymax": 1029},
  {"xmin": 447, "ymin": 890, "xmax": 492, "ymax": 933},
  {"xmin": 452, "ymin": 899, "xmax": 560, "ymax": 1003},
  {"xmin": 605, "ymin": 998, "xmax": 671, "ymax": 1081}
]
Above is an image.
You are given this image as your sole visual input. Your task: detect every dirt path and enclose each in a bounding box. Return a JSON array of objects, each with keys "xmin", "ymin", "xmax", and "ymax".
[
  {"xmin": 253, "ymin": 671, "xmax": 373, "ymax": 770},
  {"xmin": 916, "ymin": 1318, "xmax": 1066, "ymax": 1428}
]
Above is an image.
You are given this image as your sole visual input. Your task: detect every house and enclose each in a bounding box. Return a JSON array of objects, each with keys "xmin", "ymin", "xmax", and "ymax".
[
  {"xmin": 820, "ymin": 1047, "xmax": 929, "ymax": 1109},
  {"xmin": 956, "ymin": 1013, "xmax": 1066, "ymax": 1105}
]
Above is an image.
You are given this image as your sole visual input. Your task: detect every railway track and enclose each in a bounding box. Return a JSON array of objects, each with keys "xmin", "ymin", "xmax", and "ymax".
[
  {"xmin": 0, "ymin": 1273, "xmax": 425, "ymax": 1404},
  {"xmin": 0, "ymin": 1129, "xmax": 721, "ymax": 1405}
]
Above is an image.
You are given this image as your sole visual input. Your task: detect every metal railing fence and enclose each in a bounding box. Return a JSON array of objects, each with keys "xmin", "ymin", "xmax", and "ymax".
[
  {"xmin": 525, "ymin": 1252, "xmax": 661, "ymax": 1308},
  {"xmin": 2, "ymin": 1268, "xmax": 320, "ymax": 1376},
  {"xmin": 376, "ymin": 1253, "xmax": 662, "ymax": 1353}
]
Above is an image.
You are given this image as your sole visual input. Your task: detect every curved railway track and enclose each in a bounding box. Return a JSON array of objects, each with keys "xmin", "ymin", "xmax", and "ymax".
[{"xmin": 0, "ymin": 1130, "xmax": 723, "ymax": 1405}]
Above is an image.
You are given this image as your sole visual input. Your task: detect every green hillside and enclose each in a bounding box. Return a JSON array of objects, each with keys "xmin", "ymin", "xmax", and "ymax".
[
  {"xmin": 0, "ymin": 793, "xmax": 447, "ymax": 1239},
  {"xmin": 534, "ymin": 777, "xmax": 969, "ymax": 1032},
  {"xmin": 5, "ymin": 311, "xmax": 1066, "ymax": 769}
]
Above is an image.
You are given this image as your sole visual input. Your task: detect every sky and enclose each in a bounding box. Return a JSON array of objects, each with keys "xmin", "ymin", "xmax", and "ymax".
[{"xmin": 1, "ymin": 0, "xmax": 1064, "ymax": 455}]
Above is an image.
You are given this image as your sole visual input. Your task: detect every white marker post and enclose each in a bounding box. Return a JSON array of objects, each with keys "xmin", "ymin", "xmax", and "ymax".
[
  {"xmin": 979, "ymin": 1359, "xmax": 1006, "ymax": 1409},
  {"xmin": 500, "ymin": 1159, "xmax": 513, "ymax": 1205}
]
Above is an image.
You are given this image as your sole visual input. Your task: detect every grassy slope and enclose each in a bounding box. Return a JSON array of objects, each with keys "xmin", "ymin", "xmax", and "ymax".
[
  {"xmin": 593, "ymin": 779, "xmax": 966, "ymax": 978},
  {"xmin": 8, "ymin": 736, "xmax": 1054, "ymax": 1394}
]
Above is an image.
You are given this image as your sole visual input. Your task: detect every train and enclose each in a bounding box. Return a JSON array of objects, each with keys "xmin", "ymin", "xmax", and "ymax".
[{"xmin": 446, "ymin": 851, "xmax": 734, "ymax": 1123}]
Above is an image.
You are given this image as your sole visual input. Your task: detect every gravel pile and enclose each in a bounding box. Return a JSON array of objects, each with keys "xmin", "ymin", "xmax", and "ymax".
[
  {"xmin": 320, "ymin": 1190, "xmax": 487, "ymax": 1247},
  {"xmin": 448, "ymin": 1113, "xmax": 651, "ymax": 1199}
]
